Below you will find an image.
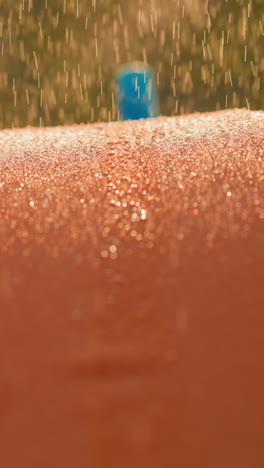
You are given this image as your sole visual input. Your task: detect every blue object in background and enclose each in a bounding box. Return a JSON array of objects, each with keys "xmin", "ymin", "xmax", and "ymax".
[{"xmin": 115, "ymin": 62, "xmax": 160, "ymax": 121}]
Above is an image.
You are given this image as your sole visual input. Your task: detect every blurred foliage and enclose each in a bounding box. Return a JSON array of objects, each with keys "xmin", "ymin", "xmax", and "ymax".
[{"xmin": 0, "ymin": 0, "xmax": 263, "ymax": 128}]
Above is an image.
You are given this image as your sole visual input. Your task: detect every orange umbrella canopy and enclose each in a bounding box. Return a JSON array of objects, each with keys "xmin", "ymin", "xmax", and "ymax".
[{"xmin": 0, "ymin": 109, "xmax": 264, "ymax": 468}]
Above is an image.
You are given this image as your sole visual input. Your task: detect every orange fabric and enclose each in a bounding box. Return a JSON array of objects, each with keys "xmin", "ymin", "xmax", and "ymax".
[{"xmin": 0, "ymin": 109, "xmax": 264, "ymax": 467}]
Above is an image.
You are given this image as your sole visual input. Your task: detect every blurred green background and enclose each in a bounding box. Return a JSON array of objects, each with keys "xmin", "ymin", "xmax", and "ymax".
[{"xmin": 0, "ymin": 0, "xmax": 263, "ymax": 128}]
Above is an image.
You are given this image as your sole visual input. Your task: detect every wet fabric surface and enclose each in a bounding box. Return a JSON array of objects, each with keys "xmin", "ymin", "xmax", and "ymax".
[{"xmin": 0, "ymin": 109, "xmax": 264, "ymax": 467}]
